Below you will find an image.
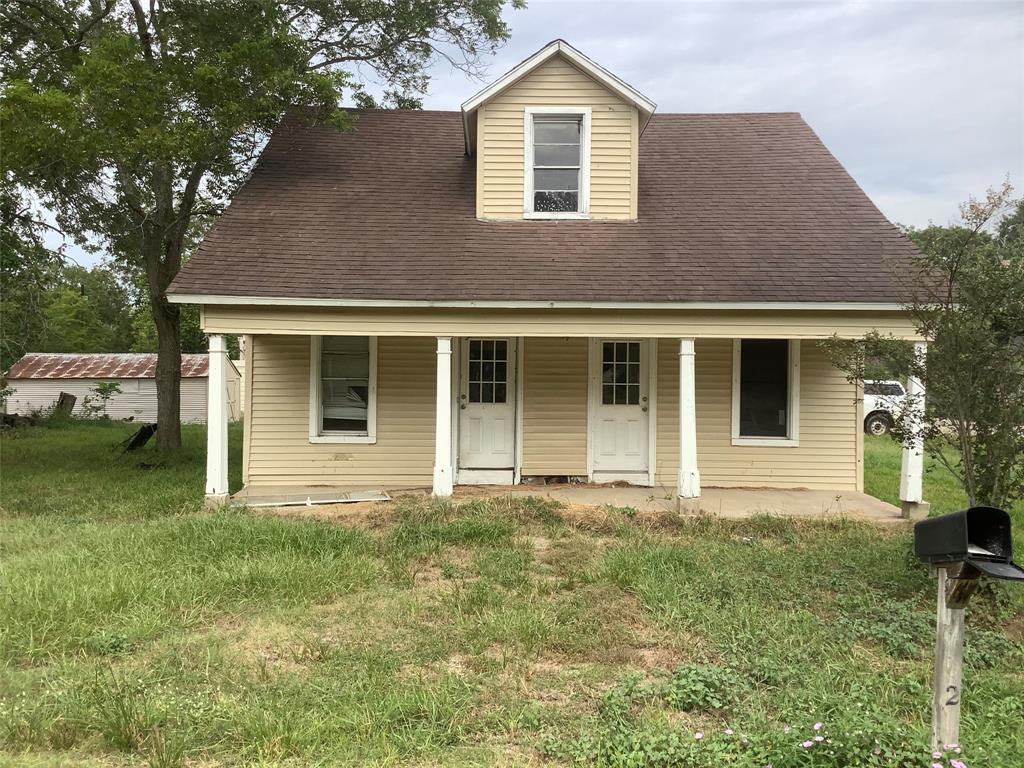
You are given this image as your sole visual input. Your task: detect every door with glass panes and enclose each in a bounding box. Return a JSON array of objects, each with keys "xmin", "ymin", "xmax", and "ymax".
[
  {"xmin": 459, "ymin": 338, "xmax": 516, "ymax": 470},
  {"xmin": 591, "ymin": 339, "xmax": 649, "ymax": 475}
]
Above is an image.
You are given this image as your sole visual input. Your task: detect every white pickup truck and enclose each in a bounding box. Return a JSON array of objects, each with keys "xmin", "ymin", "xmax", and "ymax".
[{"xmin": 863, "ymin": 379, "xmax": 907, "ymax": 435}]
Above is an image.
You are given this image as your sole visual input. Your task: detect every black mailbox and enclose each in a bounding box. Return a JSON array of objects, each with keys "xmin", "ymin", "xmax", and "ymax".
[{"xmin": 914, "ymin": 507, "xmax": 1024, "ymax": 581}]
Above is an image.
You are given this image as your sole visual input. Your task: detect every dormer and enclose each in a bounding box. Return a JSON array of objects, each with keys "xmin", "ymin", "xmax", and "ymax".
[{"xmin": 462, "ymin": 40, "xmax": 656, "ymax": 221}]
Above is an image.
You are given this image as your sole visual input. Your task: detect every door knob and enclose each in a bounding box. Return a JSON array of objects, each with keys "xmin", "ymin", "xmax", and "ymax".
[{"xmin": 641, "ymin": 406, "xmax": 648, "ymax": 412}]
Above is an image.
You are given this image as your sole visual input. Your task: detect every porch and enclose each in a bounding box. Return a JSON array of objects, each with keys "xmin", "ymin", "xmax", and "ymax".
[{"xmin": 203, "ymin": 322, "xmax": 928, "ymax": 520}]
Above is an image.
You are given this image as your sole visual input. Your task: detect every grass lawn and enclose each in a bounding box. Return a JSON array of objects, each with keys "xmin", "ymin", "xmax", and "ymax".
[{"xmin": 1, "ymin": 423, "xmax": 1021, "ymax": 767}]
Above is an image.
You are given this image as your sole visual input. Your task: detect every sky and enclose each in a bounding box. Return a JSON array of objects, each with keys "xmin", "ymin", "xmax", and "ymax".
[{"xmin": 60, "ymin": 0, "xmax": 1023, "ymax": 267}]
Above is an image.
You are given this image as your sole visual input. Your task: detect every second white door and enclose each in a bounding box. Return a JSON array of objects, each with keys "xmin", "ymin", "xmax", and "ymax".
[
  {"xmin": 591, "ymin": 339, "xmax": 650, "ymax": 477},
  {"xmin": 459, "ymin": 338, "xmax": 516, "ymax": 472}
]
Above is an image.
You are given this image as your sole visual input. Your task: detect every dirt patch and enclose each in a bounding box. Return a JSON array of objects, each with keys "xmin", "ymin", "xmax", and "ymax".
[
  {"xmin": 222, "ymin": 619, "xmax": 320, "ymax": 677},
  {"xmin": 253, "ymin": 498, "xmax": 397, "ymax": 529},
  {"xmin": 1004, "ymin": 615, "xmax": 1024, "ymax": 642}
]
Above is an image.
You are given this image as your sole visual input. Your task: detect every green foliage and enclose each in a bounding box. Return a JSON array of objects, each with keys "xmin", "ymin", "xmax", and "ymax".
[
  {"xmin": 80, "ymin": 380, "xmax": 122, "ymax": 418},
  {"xmin": 1, "ymin": 0, "xmax": 520, "ymax": 449},
  {"xmin": 833, "ymin": 592, "xmax": 933, "ymax": 659},
  {"xmin": 824, "ymin": 186, "xmax": 1024, "ymax": 509},
  {"xmin": 663, "ymin": 664, "xmax": 745, "ymax": 712},
  {"xmin": 1, "ymin": 423, "xmax": 1021, "ymax": 766},
  {"xmin": 0, "ymin": 189, "xmax": 62, "ymax": 371}
]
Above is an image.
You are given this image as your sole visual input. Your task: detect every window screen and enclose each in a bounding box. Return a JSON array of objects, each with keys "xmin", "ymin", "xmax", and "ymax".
[
  {"xmin": 601, "ymin": 341, "xmax": 641, "ymax": 405},
  {"xmin": 532, "ymin": 117, "xmax": 581, "ymax": 213},
  {"xmin": 738, "ymin": 340, "xmax": 790, "ymax": 437},
  {"xmin": 320, "ymin": 336, "xmax": 369, "ymax": 433},
  {"xmin": 467, "ymin": 339, "xmax": 508, "ymax": 404}
]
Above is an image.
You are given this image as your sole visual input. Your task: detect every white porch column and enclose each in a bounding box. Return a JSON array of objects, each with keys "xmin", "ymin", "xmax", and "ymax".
[
  {"xmin": 432, "ymin": 336, "xmax": 454, "ymax": 497},
  {"xmin": 205, "ymin": 333, "xmax": 229, "ymax": 507},
  {"xmin": 900, "ymin": 341, "xmax": 928, "ymax": 520},
  {"xmin": 677, "ymin": 338, "xmax": 701, "ymax": 510}
]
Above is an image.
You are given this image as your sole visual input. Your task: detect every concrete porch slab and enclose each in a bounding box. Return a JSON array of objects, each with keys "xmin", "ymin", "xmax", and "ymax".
[
  {"xmin": 493, "ymin": 485, "xmax": 903, "ymax": 523},
  {"xmin": 230, "ymin": 485, "xmax": 390, "ymax": 507},
  {"xmin": 233, "ymin": 482, "xmax": 903, "ymax": 523}
]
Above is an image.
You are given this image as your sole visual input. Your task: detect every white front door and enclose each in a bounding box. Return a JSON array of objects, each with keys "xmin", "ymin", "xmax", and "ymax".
[
  {"xmin": 458, "ymin": 338, "xmax": 516, "ymax": 478},
  {"xmin": 590, "ymin": 339, "xmax": 650, "ymax": 479}
]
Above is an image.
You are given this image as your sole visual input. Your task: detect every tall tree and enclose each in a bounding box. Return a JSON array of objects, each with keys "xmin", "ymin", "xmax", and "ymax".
[
  {"xmin": 2, "ymin": 0, "xmax": 520, "ymax": 450},
  {"xmin": 39, "ymin": 264, "xmax": 136, "ymax": 352},
  {"xmin": 0, "ymin": 188, "xmax": 62, "ymax": 371},
  {"xmin": 825, "ymin": 184, "xmax": 1024, "ymax": 509}
]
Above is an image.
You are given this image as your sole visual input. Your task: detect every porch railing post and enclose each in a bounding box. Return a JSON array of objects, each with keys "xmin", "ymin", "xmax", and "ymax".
[
  {"xmin": 433, "ymin": 336, "xmax": 454, "ymax": 497},
  {"xmin": 677, "ymin": 338, "xmax": 700, "ymax": 509},
  {"xmin": 900, "ymin": 340, "xmax": 928, "ymax": 519},
  {"xmin": 205, "ymin": 333, "xmax": 229, "ymax": 507}
]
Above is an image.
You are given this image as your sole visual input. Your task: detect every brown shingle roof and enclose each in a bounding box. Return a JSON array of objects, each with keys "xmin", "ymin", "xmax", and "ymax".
[
  {"xmin": 168, "ymin": 109, "xmax": 919, "ymax": 304},
  {"xmin": 7, "ymin": 353, "xmax": 210, "ymax": 379}
]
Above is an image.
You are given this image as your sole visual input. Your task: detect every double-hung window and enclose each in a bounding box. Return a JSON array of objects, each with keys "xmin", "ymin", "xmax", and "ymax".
[
  {"xmin": 525, "ymin": 108, "xmax": 590, "ymax": 218},
  {"xmin": 310, "ymin": 336, "xmax": 377, "ymax": 443},
  {"xmin": 732, "ymin": 339, "xmax": 800, "ymax": 446}
]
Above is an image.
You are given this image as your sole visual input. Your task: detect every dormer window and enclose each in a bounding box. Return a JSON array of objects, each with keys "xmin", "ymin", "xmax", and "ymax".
[{"xmin": 524, "ymin": 107, "xmax": 591, "ymax": 219}]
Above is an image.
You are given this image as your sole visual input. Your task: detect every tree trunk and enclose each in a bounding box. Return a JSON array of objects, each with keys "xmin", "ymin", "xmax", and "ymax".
[{"xmin": 152, "ymin": 293, "xmax": 182, "ymax": 452}]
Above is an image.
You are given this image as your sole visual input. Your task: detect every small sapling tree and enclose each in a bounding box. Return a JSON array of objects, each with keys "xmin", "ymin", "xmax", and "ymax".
[{"xmin": 823, "ymin": 183, "xmax": 1024, "ymax": 510}]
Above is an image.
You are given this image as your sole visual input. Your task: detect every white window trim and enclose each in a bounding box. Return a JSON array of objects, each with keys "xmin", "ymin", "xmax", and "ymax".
[
  {"xmin": 731, "ymin": 339, "xmax": 800, "ymax": 447},
  {"xmin": 308, "ymin": 335, "xmax": 377, "ymax": 444},
  {"xmin": 523, "ymin": 106, "xmax": 591, "ymax": 220}
]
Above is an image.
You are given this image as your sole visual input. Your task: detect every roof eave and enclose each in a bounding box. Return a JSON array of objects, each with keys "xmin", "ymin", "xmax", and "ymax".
[{"xmin": 460, "ymin": 39, "xmax": 657, "ymax": 153}]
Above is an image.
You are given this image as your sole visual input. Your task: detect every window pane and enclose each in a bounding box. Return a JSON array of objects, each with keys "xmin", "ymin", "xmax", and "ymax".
[
  {"xmin": 494, "ymin": 340, "xmax": 507, "ymax": 359},
  {"xmin": 482, "ymin": 382, "xmax": 494, "ymax": 403},
  {"xmin": 321, "ymin": 336, "xmax": 369, "ymax": 433},
  {"xmin": 323, "ymin": 336, "xmax": 365, "ymax": 354},
  {"xmin": 627, "ymin": 385, "xmax": 640, "ymax": 405},
  {"xmin": 534, "ymin": 120, "xmax": 580, "ymax": 144},
  {"xmin": 494, "ymin": 383, "xmax": 507, "ymax": 403},
  {"xmin": 469, "ymin": 382, "xmax": 481, "ymax": 402},
  {"xmin": 602, "ymin": 384, "xmax": 615, "ymax": 405},
  {"xmin": 739, "ymin": 340, "xmax": 789, "ymax": 438},
  {"xmin": 603, "ymin": 343, "xmax": 614, "ymax": 363},
  {"xmin": 534, "ymin": 143, "xmax": 580, "ymax": 166},
  {"xmin": 322, "ymin": 354, "xmax": 369, "ymax": 379},
  {"xmin": 468, "ymin": 361, "xmax": 480, "ymax": 381},
  {"xmin": 534, "ymin": 168, "xmax": 579, "ymax": 192},
  {"xmin": 534, "ymin": 191, "xmax": 578, "ymax": 212},
  {"xmin": 495, "ymin": 361, "xmax": 507, "ymax": 383},
  {"xmin": 864, "ymin": 382, "xmax": 881, "ymax": 395},
  {"xmin": 470, "ymin": 339, "xmax": 481, "ymax": 357},
  {"xmin": 627, "ymin": 363, "xmax": 639, "ymax": 384},
  {"xmin": 482, "ymin": 339, "xmax": 494, "ymax": 358}
]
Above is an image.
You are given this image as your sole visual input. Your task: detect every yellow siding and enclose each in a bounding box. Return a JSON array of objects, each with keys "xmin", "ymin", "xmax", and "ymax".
[
  {"xmin": 203, "ymin": 305, "xmax": 920, "ymax": 341},
  {"xmin": 243, "ymin": 334, "xmax": 859, "ymax": 491},
  {"xmin": 655, "ymin": 339, "xmax": 860, "ymax": 490},
  {"xmin": 246, "ymin": 335, "xmax": 435, "ymax": 487},
  {"xmin": 521, "ymin": 337, "xmax": 588, "ymax": 475},
  {"xmin": 479, "ymin": 54, "xmax": 636, "ymax": 220}
]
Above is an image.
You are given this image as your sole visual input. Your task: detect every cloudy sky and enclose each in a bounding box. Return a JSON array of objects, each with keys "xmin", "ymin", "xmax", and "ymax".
[
  {"xmin": 426, "ymin": 0, "xmax": 1022, "ymax": 227},
  {"xmin": 60, "ymin": 0, "xmax": 1022, "ymax": 266}
]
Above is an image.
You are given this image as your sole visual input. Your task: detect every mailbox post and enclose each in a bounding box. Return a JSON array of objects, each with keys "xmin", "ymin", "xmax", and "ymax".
[{"xmin": 914, "ymin": 507, "xmax": 1024, "ymax": 750}]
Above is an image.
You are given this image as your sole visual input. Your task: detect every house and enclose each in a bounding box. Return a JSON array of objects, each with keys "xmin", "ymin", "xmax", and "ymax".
[
  {"xmin": 4, "ymin": 353, "xmax": 241, "ymax": 423},
  {"xmin": 167, "ymin": 40, "xmax": 928, "ymax": 517}
]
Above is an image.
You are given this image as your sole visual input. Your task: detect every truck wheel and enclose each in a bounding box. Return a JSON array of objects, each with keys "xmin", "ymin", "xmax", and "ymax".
[{"xmin": 865, "ymin": 412, "xmax": 892, "ymax": 436}]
